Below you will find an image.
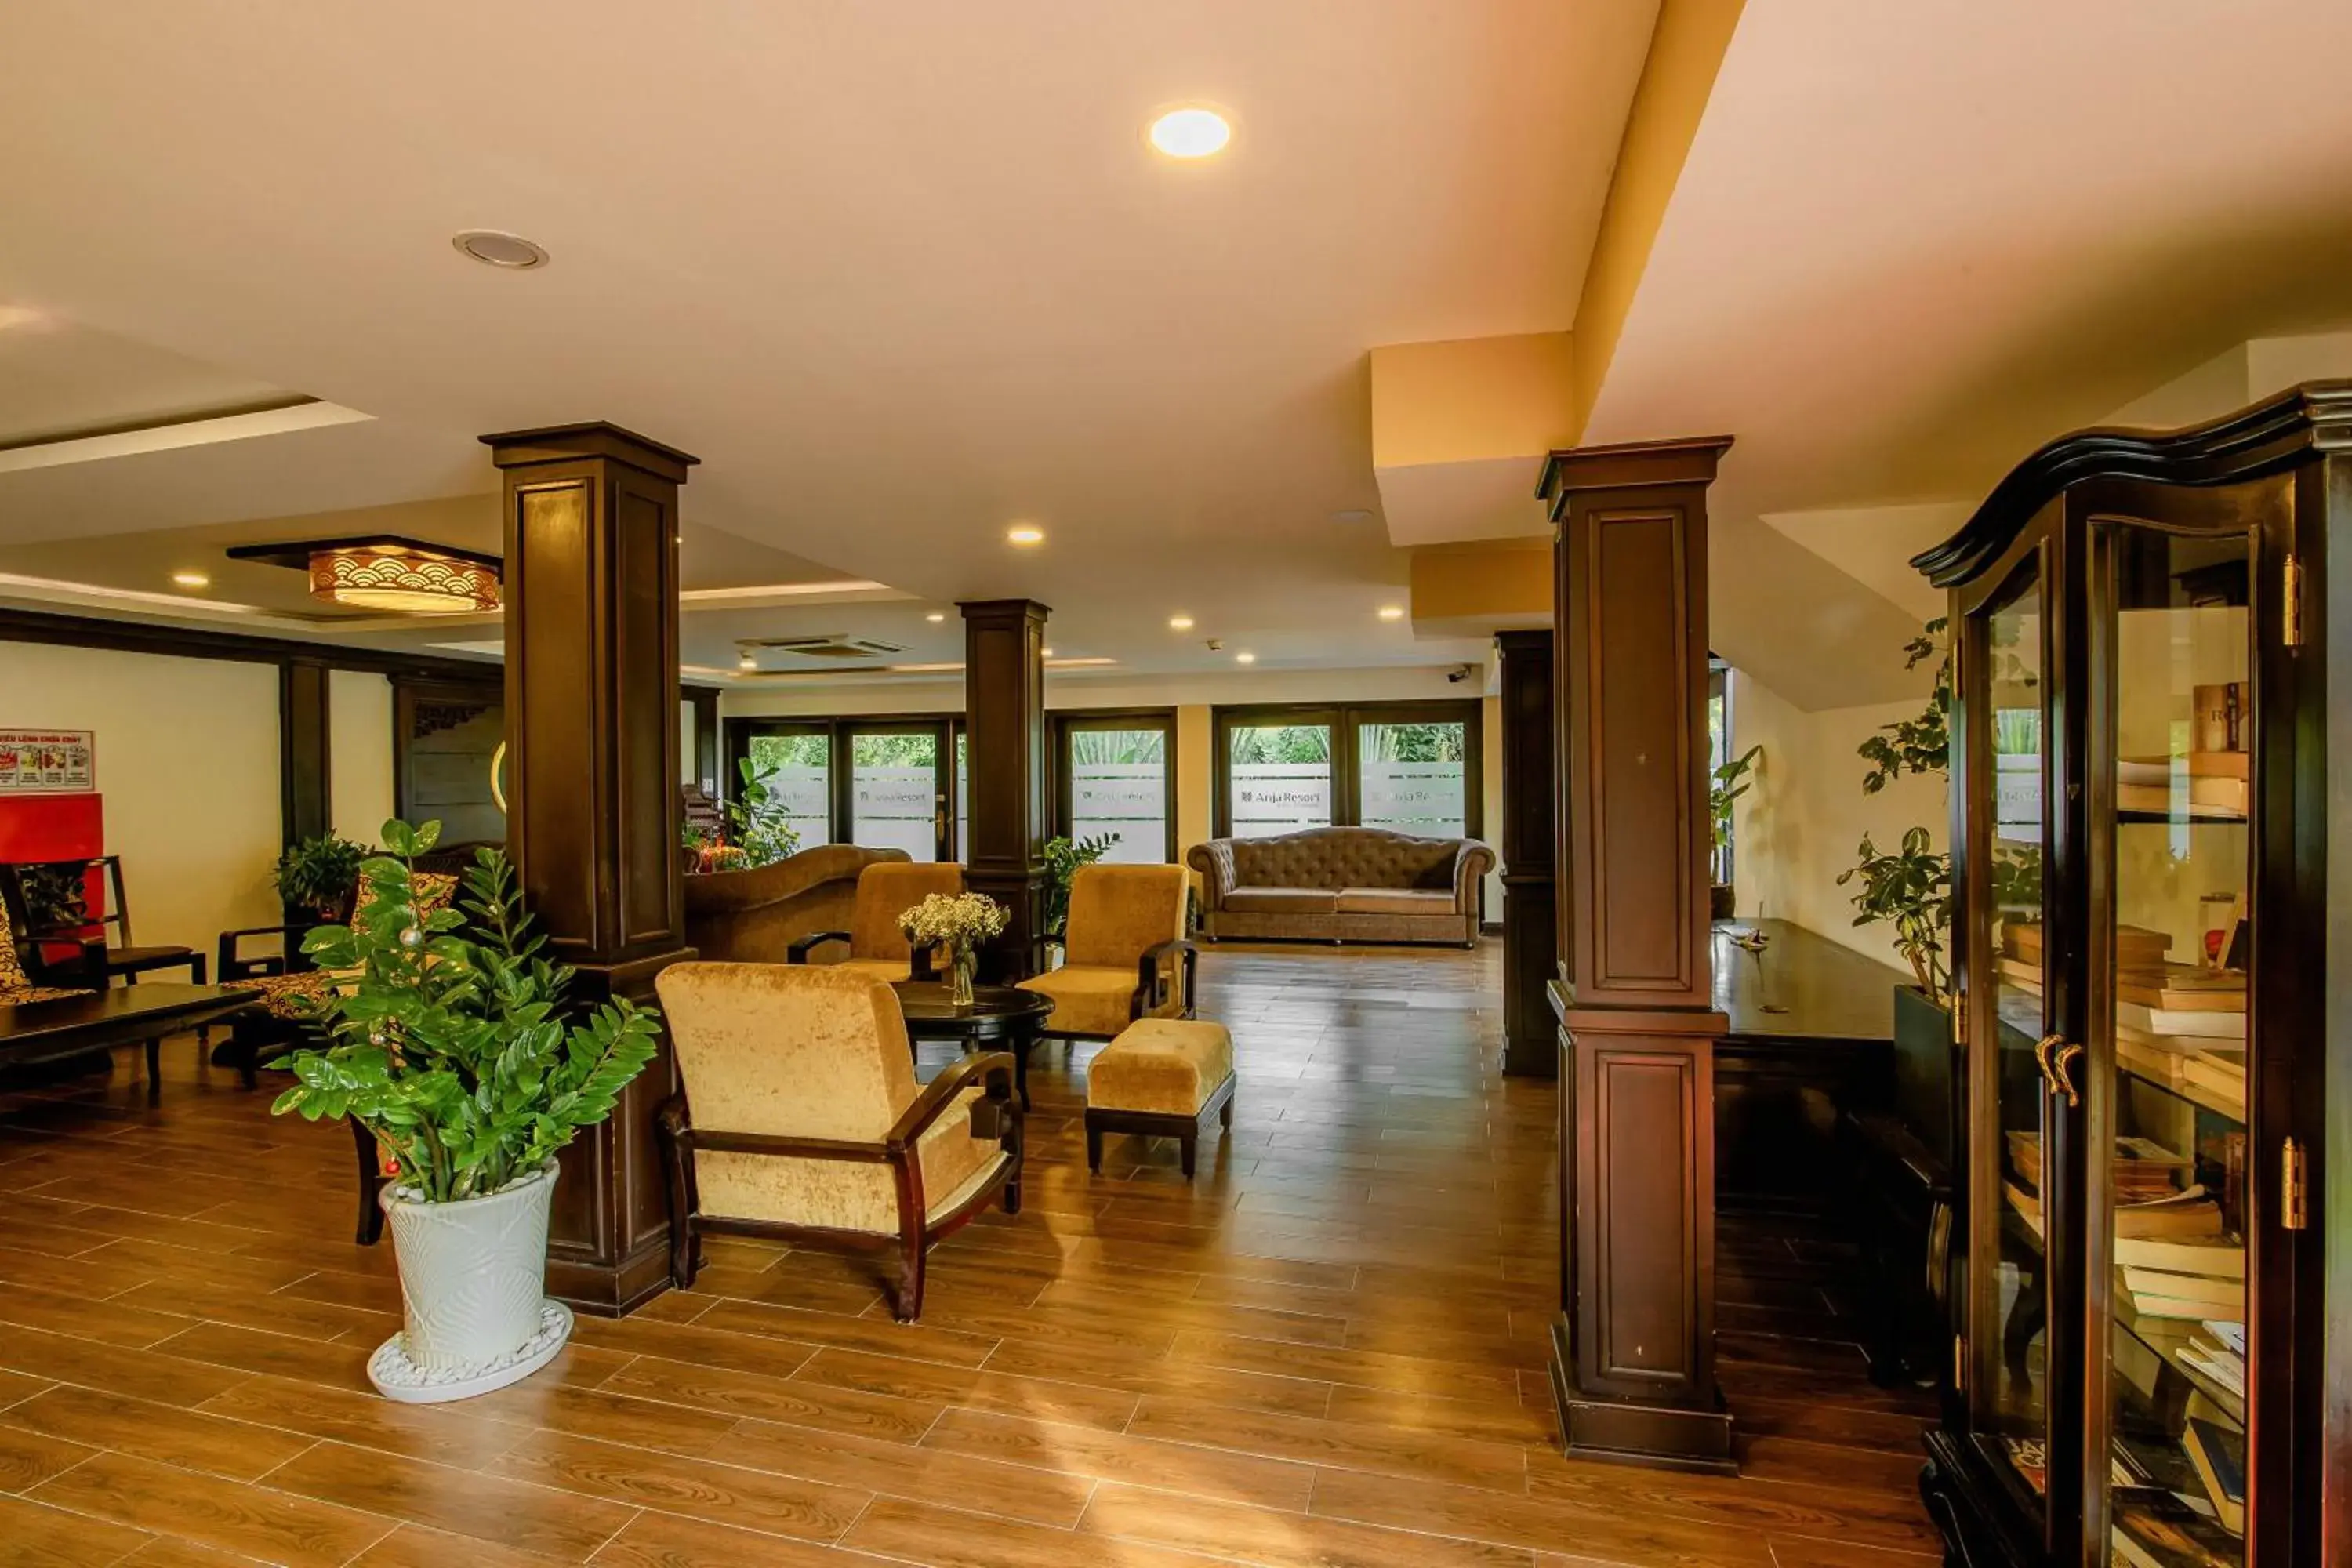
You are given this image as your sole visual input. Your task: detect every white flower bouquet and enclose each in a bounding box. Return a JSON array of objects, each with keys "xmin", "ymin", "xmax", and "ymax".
[{"xmin": 898, "ymin": 891, "xmax": 1007, "ymax": 1004}]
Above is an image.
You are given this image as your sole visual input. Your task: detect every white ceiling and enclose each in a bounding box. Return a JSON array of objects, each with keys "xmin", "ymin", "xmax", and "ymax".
[
  {"xmin": 0, "ymin": 0, "xmax": 1660, "ymax": 680},
  {"xmin": 1585, "ymin": 0, "xmax": 2352, "ymax": 710}
]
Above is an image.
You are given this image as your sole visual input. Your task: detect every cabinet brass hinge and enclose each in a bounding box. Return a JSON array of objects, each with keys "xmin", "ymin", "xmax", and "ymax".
[
  {"xmin": 2284, "ymin": 553, "xmax": 2306, "ymax": 648},
  {"xmin": 1952, "ymin": 989, "xmax": 1967, "ymax": 1044},
  {"xmin": 1953, "ymin": 1334, "xmax": 1966, "ymax": 1392},
  {"xmin": 2284, "ymin": 1137, "xmax": 2310, "ymax": 1230}
]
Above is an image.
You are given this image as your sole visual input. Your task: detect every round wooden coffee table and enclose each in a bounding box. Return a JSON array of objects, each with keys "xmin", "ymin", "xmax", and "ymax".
[{"xmin": 892, "ymin": 982, "xmax": 1055, "ymax": 1110}]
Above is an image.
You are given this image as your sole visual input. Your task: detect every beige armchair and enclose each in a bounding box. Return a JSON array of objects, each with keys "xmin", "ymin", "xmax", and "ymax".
[
  {"xmin": 786, "ymin": 861, "xmax": 964, "ymax": 982},
  {"xmin": 1017, "ymin": 863, "xmax": 1196, "ymax": 1039},
  {"xmin": 682, "ymin": 844, "xmax": 910, "ymax": 964},
  {"xmin": 652, "ymin": 963, "xmax": 1022, "ymax": 1321}
]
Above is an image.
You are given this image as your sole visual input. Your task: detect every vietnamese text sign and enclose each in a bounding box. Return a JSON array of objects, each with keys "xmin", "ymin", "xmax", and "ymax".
[{"xmin": 0, "ymin": 730, "xmax": 95, "ymax": 793}]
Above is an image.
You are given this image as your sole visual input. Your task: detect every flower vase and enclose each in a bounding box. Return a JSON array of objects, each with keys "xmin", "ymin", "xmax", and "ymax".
[{"xmin": 949, "ymin": 942, "xmax": 977, "ymax": 1007}]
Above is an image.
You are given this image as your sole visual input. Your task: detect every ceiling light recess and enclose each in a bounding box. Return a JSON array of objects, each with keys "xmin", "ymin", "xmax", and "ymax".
[
  {"xmin": 926, "ymin": 612, "xmax": 946, "ymax": 622},
  {"xmin": 1168, "ymin": 615, "xmax": 1194, "ymax": 630},
  {"xmin": 1377, "ymin": 604, "xmax": 1406, "ymax": 621},
  {"xmin": 1149, "ymin": 107, "xmax": 1232, "ymax": 159},
  {"xmin": 452, "ymin": 230, "xmax": 549, "ymax": 269},
  {"xmin": 1005, "ymin": 524, "xmax": 1045, "ymax": 546},
  {"xmin": 172, "ymin": 572, "xmax": 209, "ymax": 589},
  {"xmin": 1234, "ymin": 652, "xmax": 1256, "ymax": 665}
]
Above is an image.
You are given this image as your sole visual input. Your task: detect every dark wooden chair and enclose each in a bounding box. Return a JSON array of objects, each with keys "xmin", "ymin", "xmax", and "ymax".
[
  {"xmin": 652, "ymin": 963, "xmax": 1024, "ymax": 1321},
  {"xmin": 2, "ymin": 856, "xmax": 205, "ymax": 988}
]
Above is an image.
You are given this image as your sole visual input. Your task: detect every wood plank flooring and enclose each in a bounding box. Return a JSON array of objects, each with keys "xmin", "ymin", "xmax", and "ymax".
[{"xmin": 0, "ymin": 942, "xmax": 1937, "ymax": 1567}]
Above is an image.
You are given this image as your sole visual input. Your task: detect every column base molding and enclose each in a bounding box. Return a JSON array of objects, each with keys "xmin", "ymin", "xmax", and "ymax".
[{"xmin": 1547, "ymin": 1319, "xmax": 1737, "ymax": 1475}]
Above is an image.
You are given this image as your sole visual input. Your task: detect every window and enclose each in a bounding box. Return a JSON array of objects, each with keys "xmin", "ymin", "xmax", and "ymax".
[
  {"xmin": 728, "ymin": 717, "xmax": 956, "ymax": 859},
  {"xmin": 1707, "ymin": 662, "xmax": 1731, "ymax": 884},
  {"xmin": 1055, "ymin": 711, "xmax": 1176, "ymax": 862},
  {"xmin": 850, "ymin": 728, "xmax": 942, "ymax": 862},
  {"xmin": 1224, "ymin": 717, "xmax": 1334, "ymax": 839},
  {"xmin": 1213, "ymin": 702, "xmax": 1481, "ymax": 840},
  {"xmin": 743, "ymin": 728, "xmax": 833, "ymax": 848}
]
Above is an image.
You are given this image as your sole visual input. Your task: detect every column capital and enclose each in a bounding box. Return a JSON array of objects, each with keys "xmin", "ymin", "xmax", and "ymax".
[
  {"xmin": 1537, "ymin": 435, "xmax": 1733, "ymax": 514},
  {"xmin": 481, "ymin": 422, "xmax": 700, "ymax": 483},
  {"xmin": 956, "ymin": 597, "xmax": 1054, "ymax": 625}
]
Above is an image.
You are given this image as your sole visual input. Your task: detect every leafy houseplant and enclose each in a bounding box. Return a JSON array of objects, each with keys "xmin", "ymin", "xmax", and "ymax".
[
  {"xmin": 272, "ymin": 833, "xmax": 369, "ymax": 920},
  {"xmin": 1838, "ymin": 619, "xmax": 1957, "ymax": 1006},
  {"xmin": 1709, "ymin": 744, "xmax": 1762, "ymax": 920},
  {"xmin": 1042, "ymin": 833, "xmax": 1117, "ymax": 942},
  {"xmin": 724, "ymin": 757, "xmax": 802, "ymax": 869},
  {"xmin": 270, "ymin": 818, "xmax": 660, "ymax": 1399}
]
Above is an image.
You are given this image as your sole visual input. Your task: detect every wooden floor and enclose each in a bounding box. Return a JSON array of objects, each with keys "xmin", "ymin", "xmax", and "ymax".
[{"xmin": 0, "ymin": 942, "xmax": 1940, "ymax": 1568}]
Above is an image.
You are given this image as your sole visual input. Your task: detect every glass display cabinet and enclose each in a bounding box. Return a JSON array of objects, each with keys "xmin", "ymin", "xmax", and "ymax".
[{"xmin": 1915, "ymin": 384, "xmax": 2350, "ymax": 1567}]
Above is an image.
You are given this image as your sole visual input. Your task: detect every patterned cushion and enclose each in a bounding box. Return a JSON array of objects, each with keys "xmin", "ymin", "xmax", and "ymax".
[
  {"xmin": 223, "ymin": 969, "xmax": 341, "ymax": 1021},
  {"xmin": 0, "ymin": 982, "xmax": 92, "ymax": 1007}
]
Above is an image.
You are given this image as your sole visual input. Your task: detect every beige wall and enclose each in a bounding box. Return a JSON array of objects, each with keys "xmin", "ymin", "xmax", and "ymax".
[
  {"xmin": 328, "ymin": 670, "xmax": 395, "ymax": 846},
  {"xmin": 1730, "ymin": 670, "xmax": 1945, "ymax": 978},
  {"xmin": 0, "ymin": 641, "xmax": 283, "ymax": 960}
]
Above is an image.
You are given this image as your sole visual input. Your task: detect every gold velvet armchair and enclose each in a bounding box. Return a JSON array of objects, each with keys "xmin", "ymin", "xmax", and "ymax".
[
  {"xmin": 652, "ymin": 963, "xmax": 1022, "ymax": 1321},
  {"xmin": 1017, "ymin": 863, "xmax": 1196, "ymax": 1039},
  {"xmin": 785, "ymin": 861, "xmax": 964, "ymax": 982}
]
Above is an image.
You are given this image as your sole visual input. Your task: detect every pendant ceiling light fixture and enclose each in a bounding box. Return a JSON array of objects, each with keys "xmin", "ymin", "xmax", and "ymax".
[{"xmin": 307, "ymin": 542, "xmax": 501, "ymax": 615}]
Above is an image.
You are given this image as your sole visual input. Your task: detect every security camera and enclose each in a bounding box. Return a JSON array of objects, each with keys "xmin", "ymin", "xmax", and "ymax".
[
  {"xmin": 1206, "ymin": 637, "xmax": 1223, "ymax": 652},
  {"xmin": 1446, "ymin": 664, "xmax": 1474, "ymax": 684}
]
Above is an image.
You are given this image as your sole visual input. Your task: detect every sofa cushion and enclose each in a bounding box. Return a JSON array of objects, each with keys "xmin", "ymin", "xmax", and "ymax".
[
  {"xmin": 1334, "ymin": 887, "xmax": 1459, "ymax": 917},
  {"xmin": 1221, "ymin": 886, "xmax": 1338, "ymax": 915},
  {"xmin": 1018, "ymin": 964, "xmax": 1144, "ymax": 1037},
  {"xmin": 1222, "ymin": 826, "xmax": 1465, "ymax": 893}
]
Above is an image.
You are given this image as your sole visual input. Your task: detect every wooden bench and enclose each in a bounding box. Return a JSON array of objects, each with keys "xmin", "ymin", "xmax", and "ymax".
[{"xmin": 1085, "ymin": 1018, "xmax": 1235, "ymax": 1178}]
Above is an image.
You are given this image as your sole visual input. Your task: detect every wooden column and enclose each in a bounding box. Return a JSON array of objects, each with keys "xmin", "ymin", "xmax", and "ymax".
[
  {"xmin": 485, "ymin": 422, "xmax": 699, "ymax": 1316},
  {"xmin": 278, "ymin": 658, "xmax": 333, "ymax": 850},
  {"xmin": 959, "ymin": 598, "xmax": 1050, "ymax": 981},
  {"xmin": 1539, "ymin": 435, "xmax": 1736, "ymax": 1472},
  {"xmin": 1497, "ymin": 629, "xmax": 1557, "ymax": 1078}
]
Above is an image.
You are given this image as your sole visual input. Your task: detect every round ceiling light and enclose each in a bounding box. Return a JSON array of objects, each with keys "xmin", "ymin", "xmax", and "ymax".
[
  {"xmin": 926, "ymin": 612, "xmax": 946, "ymax": 623},
  {"xmin": 1377, "ymin": 604, "xmax": 1406, "ymax": 621},
  {"xmin": 452, "ymin": 230, "xmax": 549, "ymax": 270},
  {"xmin": 171, "ymin": 571, "xmax": 209, "ymax": 589},
  {"xmin": 1006, "ymin": 524, "xmax": 1045, "ymax": 546},
  {"xmin": 1149, "ymin": 107, "xmax": 1232, "ymax": 159},
  {"xmin": 1168, "ymin": 614, "xmax": 1194, "ymax": 630},
  {"xmin": 1234, "ymin": 651, "xmax": 1256, "ymax": 665},
  {"xmin": 310, "ymin": 543, "xmax": 500, "ymax": 615}
]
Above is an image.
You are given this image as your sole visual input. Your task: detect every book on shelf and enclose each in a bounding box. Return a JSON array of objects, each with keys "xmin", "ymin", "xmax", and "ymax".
[
  {"xmin": 2122, "ymin": 1267, "xmax": 2245, "ymax": 1314},
  {"xmin": 2118, "ymin": 1000, "xmax": 2246, "ymax": 1040},
  {"xmin": 2205, "ymin": 1320, "xmax": 2247, "ymax": 1357},
  {"xmin": 2120, "ymin": 751, "xmax": 2250, "ymax": 784},
  {"xmin": 2179, "ymin": 1338, "xmax": 2247, "ymax": 1399},
  {"xmin": 2116, "ymin": 964, "xmax": 2245, "ymax": 1011},
  {"xmin": 2113, "ymin": 1497, "xmax": 2240, "ymax": 1568},
  {"xmin": 2006, "ymin": 920, "xmax": 2172, "ymax": 968},
  {"xmin": 2113, "ymin": 1235, "xmax": 2244, "ymax": 1278},
  {"xmin": 2118, "ymin": 1187, "xmax": 2226, "ymax": 1240},
  {"xmin": 2116, "ymin": 782, "xmax": 2249, "ymax": 818},
  {"xmin": 2193, "ymin": 683, "xmax": 2247, "ymax": 756},
  {"xmin": 2179, "ymin": 1049, "xmax": 2248, "ymax": 1102},
  {"xmin": 2128, "ymin": 1286, "xmax": 2244, "ymax": 1324},
  {"xmin": 2181, "ymin": 1416, "xmax": 2246, "ymax": 1535}
]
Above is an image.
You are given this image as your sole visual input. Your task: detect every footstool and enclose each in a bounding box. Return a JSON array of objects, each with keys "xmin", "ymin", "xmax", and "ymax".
[{"xmin": 1085, "ymin": 1018, "xmax": 1236, "ymax": 1178}]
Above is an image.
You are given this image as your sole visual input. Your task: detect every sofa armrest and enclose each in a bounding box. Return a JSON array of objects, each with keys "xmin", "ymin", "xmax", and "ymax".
[
  {"xmin": 218, "ymin": 923, "xmax": 310, "ymax": 982},
  {"xmin": 1452, "ymin": 840, "xmax": 1497, "ymax": 914},
  {"xmin": 786, "ymin": 930, "xmax": 852, "ymax": 964},
  {"xmin": 1185, "ymin": 840, "xmax": 1236, "ymax": 906}
]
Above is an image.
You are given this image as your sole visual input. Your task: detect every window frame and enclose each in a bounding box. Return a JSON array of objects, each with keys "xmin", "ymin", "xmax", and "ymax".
[
  {"xmin": 1051, "ymin": 707, "xmax": 1178, "ymax": 863},
  {"xmin": 725, "ymin": 713, "xmax": 961, "ymax": 860},
  {"xmin": 1210, "ymin": 699, "xmax": 1483, "ymax": 840}
]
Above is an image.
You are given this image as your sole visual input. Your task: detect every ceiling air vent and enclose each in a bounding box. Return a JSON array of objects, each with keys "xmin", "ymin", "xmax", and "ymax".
[{"xmin": 739, "ymin": 635, "xmax": 905, "ymax": 660}]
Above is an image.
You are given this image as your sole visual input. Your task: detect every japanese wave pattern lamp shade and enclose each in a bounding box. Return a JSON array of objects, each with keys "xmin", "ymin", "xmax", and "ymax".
[{"xmin": 310, "ymin": 545, "xmax": 500, "ymax": 615}]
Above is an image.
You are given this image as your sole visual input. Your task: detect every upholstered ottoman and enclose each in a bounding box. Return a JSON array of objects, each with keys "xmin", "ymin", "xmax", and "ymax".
[{"xmin": 1085, "ymin": 1018, "xmax": 1236, "ymax": 1178}]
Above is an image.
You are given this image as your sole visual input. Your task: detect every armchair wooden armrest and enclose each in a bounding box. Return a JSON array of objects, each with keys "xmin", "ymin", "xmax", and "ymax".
[
  {"xmin": 218, "ymin": 923, "xmax": 311, "ymax": 982},
  {"xmin": 786, "ymin": 930, "xmax": 852, "ymax": 964},
  {"xmin": 887, "ymin": 1051, "xmax": 1020, "ymax": 1149},
  {"xmin": 25, "ymin": 931, "xmax": 107, "ymax": 989},
  {"xmin": 1136, "ymin": 938, "xmax": 1199, "ymax": 1018}
]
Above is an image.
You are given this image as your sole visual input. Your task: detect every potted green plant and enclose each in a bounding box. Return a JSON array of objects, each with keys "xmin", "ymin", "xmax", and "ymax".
[
  {"xmin": 271, "ymin": 833, "xmax": 369, "ymax": 920},
  {"xmin": 1042, "ymin": 833, "xmax": 1116, "ymax": 949},
  {"xmin": 725, "ymin": 757, "xmax": 803, "ymax": 869},
  {"xmin": 1709, "ymin": 744, "xmax": 1762, "ymax": 920},
  {"xmin": 269, "ymin": 818, "xmax": 660, "ymax": 1403}
]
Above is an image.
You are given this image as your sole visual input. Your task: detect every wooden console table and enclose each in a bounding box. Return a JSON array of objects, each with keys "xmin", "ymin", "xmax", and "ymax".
[{"xmin": 0, "ymin": 984, "xmax": 256, "ymax": 1104}]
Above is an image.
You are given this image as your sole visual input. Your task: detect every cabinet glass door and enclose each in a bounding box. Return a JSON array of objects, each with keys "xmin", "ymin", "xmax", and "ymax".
[
  {"xmin": 1970, "ymin": 557, "xmax": 2056, "ymax": 1517},
  {"xmin": 2093, "ymin": 523, "xmax": 2251, "ymax": 1567}
]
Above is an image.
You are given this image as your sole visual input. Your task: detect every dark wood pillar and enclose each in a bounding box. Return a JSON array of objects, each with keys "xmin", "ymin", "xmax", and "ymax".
[
  {"xmin": 959, "ymin": 597, "xmax": 1050, "ymax": 981},
  {"xmin": 1539, "ymin": 435, "xmax": 1736, "ymax": 1472},
  {"xmin": 278, "ymin": 658, "xmax": 332, "ymax": 849},
  {"xmin": 485, "ymin": 422, "xmax": 699, "ymax": 1316},
  {"xmin": 1497, "ymin": 630, "xmax": 1557, "ymax": 1077}
]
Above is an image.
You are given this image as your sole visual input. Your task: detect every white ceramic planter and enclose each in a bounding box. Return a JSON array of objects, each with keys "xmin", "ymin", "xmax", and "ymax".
[{"xmin": 368, "ymin": 1160, "xmax": 573, "ymax": 1403}]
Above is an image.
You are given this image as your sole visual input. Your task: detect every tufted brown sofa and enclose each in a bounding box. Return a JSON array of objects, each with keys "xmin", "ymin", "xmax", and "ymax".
[{"xmin": 1187, "ymin": 827, "xmax": 1493, "ymax": 947}]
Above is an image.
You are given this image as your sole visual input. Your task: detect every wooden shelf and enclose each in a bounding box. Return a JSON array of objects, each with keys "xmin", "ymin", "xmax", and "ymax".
[{"xmin": 2113, "ymin": 1308, "xmax": 2246, "ymax": 1429}]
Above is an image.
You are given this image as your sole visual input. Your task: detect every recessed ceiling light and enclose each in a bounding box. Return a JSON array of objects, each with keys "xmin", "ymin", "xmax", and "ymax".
[
  {"xmin": 452, "ymin": 230, "xmax": 549, "ymax": 270},
  {"xmin": 1168, "ymin": 614, "xmax": 1194, "ymax": 630},
  {"xmin": 1377, "ymin": 605, "xmax": 1406, "ymax": 621},
  {"xmin": 738, "ymin": 655, "xmax": 757, "ymax": 670},
  {"xmin": 926, "ymin": 612, "xmax": 946, "ymax": 622},
  {"xmin": 1149, "ymin": 107, "xmax": 1232, "ymax": 159},
  {"xmin": 171, "ymin": 572, "xmax": 209, "ymax": 589},
  {"xmin": 1331, "ymin": 509, "xmax": 1374, "ymax": 525},
  {"xmin": 1040, "ymin": 648, "xmax": 1056, "ymax": 658},
  {"xmin": 1235, "ymin": 651, "xmax": 1256, "ymax": 665},
  {"xmin": 1006, "ymin": 524, "xmax": 1045, "ymax": 546}
]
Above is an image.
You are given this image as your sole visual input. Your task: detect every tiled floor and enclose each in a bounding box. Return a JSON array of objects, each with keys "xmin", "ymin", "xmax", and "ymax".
[{"xmin": 0, "ymin": 941, "xmax": 1938, "ymax": 1566}]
